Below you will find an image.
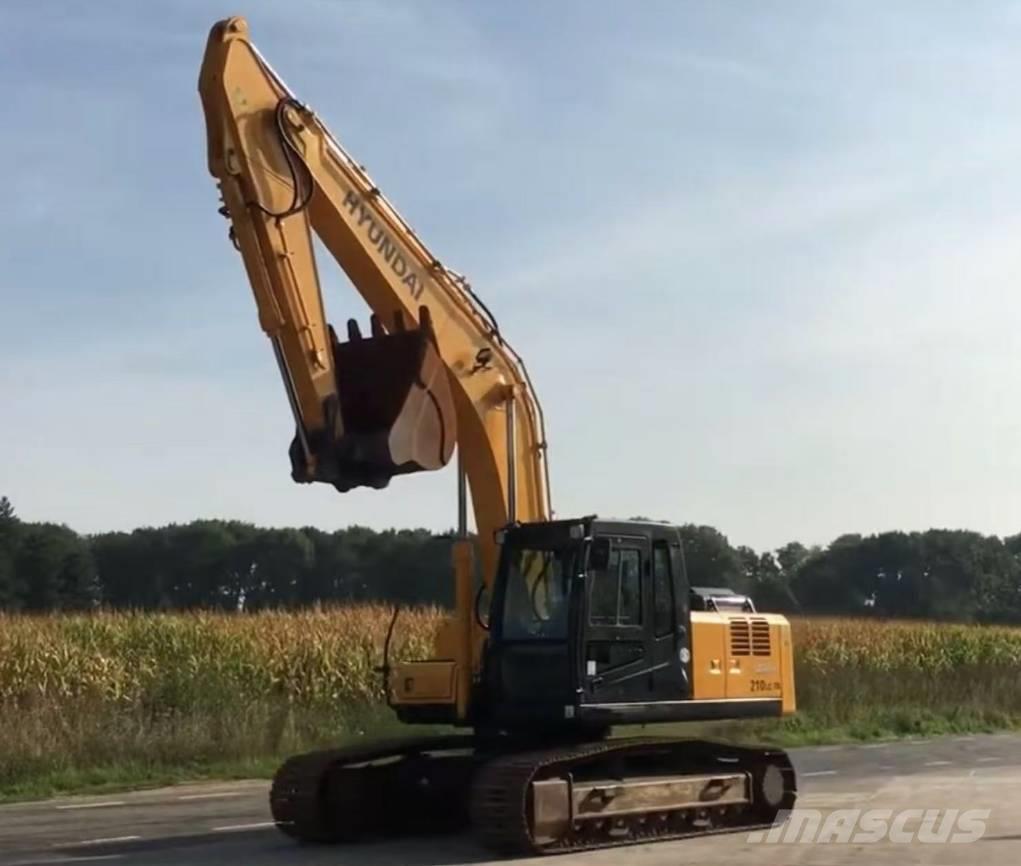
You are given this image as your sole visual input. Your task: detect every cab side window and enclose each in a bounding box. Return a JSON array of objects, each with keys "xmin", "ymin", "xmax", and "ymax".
[{"xmin": 653, "ymin": 542, "xmax": 673, "ymax": 637}]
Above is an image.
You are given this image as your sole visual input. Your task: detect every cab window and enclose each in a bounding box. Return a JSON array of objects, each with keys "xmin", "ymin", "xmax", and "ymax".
[
  {"xmin": 653, "ymin": 542, "xmax": 673, "ymax": 636},
  {"xmin": 590, "ymin": 547, "xmax": 642, "ymax": 626}
]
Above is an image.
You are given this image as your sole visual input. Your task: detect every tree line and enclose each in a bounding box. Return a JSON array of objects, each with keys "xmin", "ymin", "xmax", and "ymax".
[{"xmin": 2, "ymin": 495, "xmax": 1020, "ymax": 622}]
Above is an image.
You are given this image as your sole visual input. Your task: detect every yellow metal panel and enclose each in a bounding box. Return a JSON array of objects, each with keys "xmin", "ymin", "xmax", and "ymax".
[
  {"xmin": 691, "ymin": 612, "xmax": 794, "ymax": 708},
  {"xmin": 390, "ymin": 660, "xmax": 457, "ymax": 705},
  {"xmin": 724, "ymin": 614, "xmax": 788, "ymax": 700},
  {"xmin": 724, "ymin": 615, "xmax": 750, "ymax": 699},
  {"xmin": 689, "ymin": 612, "xmax": 726, "ymax": 700},
  {"xmin": 779, "ymin": 618, "xmax": 797, "ymax": 714}
]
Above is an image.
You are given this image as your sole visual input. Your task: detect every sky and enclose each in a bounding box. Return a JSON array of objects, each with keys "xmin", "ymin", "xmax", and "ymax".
[{"xmin": 3, "ymin": 1, "xmax": 1021, "ymax": 552}]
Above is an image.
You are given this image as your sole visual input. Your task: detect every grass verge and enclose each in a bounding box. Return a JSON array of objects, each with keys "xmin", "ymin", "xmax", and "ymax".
[{"xmin": 0, "ymin": 702, "xmax": 429, "ymax": 804}]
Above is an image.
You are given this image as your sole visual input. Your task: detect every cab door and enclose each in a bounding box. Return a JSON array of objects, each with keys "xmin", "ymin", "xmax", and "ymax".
[
  {"xmin": 580, "ymin": 534, "xmax": 653, "ymax": 703},
  {"xmin": 648, "ymin": 534, "xmax": 691, "ymax": 699}
]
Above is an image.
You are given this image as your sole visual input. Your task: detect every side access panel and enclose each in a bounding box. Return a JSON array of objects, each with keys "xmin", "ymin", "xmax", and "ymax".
[{"xmin": 689, "ymin": 612, "xmax": 794, "ymax": 710}]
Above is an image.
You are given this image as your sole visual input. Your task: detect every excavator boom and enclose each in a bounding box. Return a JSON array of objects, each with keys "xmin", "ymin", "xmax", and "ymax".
[{"xmin": 200, "ymin": 17, "xmax": 550, "ymax": 577}]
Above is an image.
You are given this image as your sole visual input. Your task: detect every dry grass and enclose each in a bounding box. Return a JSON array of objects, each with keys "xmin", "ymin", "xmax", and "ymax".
[{"xmin": 2, "ymin": 609, "xmax": 1021, "ymax": 797}]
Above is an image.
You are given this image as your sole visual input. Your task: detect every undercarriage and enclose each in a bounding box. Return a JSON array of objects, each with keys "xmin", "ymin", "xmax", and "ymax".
[{"xmin": 270, "ymin": 733, "xmax": 796, "ymax": 856}]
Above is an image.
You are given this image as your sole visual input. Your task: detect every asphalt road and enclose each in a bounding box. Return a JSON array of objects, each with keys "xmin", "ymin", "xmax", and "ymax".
[{"xmin": 1, "ymin": 733, "xmax": 1019, "ymax": 865}]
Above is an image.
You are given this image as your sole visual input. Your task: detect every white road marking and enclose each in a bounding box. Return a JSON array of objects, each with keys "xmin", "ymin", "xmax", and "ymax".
[
  {"xmin": 814, "ymin": 746, "xmax": 844, "ymax": 752},
  {"xmin": 905, "ymin": 739, "xmax": 930, "ymax": 745},
  {"xmin": 860, "ymin": 742, "xmax": 890, "ymax": 749},
  {"xmin": 55, "ymin": 802, "xmax": 126, "ymax": 811},
  {"xmin": 977, "ymin": 757, "xmax": 999, "ymax": 763},
  {"xmin": 177, "ymin": 791, "xmax": 245, "ymax": 801},
  {"xmin": 211, "ymin": 821, "xmax": 276, "ymax": 832},
  {"xmin": 802, "ymin": 770, "xmax": 838, "ymax": 777},
  {"xmin": 799, "ymin": 792, "xmax": 872, "ymax": 805},
  {"xmin": 68, "ymin": 837, "xmax": 140, "ymax": 847},
  {"xmin": 11, "ymin": 857, "xmax": 122, "ymax": 865},
  {"xmin": 924, "ymin": 760, "xmax": 952, "ymax": 767},
  {"xmin": 879, "ymin": 764, "xmax": 896, "ymax": 770}
]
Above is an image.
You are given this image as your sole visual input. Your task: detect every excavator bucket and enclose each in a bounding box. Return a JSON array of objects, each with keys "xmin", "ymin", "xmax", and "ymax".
[{"xmin": 293, "ymin": 306, "xmax": 457, "ymax": 492}]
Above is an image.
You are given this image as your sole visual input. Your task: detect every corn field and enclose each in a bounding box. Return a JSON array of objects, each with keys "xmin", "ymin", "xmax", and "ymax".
[
  {"xmin": 2, "ymin": 609, "xmax": 1020, "ymax": 795},
  {"xmin": 0, "ymin": 606, "xmax": 440, "ymax": 710}
]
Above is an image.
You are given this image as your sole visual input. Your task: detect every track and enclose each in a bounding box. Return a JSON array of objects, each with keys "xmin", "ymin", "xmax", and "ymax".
[
  {"xmin": 470, "ymin": 738, "xmax": 794, "ymax": 854},
  {"xmin": 268, "ymin": 734, "xmax": 794, "ymax": 855},
  {"xmin": 269, "ymin": 734, "xmax": 476, "ymax": 842},
  {"xmin": 2, "ymin": 733, "xmax": 1020, "ymax": 866}
]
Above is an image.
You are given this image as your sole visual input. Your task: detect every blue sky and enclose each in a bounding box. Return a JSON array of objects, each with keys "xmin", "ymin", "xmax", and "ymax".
[{"xmin": 3, "ymin": 1, "xmax": 1021, "ymax": 551}]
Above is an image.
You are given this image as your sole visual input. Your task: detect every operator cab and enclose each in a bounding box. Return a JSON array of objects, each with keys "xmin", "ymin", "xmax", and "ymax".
[{"xmin": 481, "ymin": 517, "xmax": 694, "ymax": 731}]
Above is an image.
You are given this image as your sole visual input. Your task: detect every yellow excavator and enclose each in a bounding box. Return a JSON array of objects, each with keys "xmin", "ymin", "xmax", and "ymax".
[{"xmin": 199, "ymin": 17, "xmax": 797, "ymax": 856}]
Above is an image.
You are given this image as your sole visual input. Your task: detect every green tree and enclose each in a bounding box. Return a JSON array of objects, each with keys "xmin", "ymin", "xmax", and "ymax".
[
  {"xmin": 92, "ymin": 528, "xmax": 173, "ymax": 609},
  {"xmin": 163, "ymin": 521, "xmax": 241, "ymax": 609},
  {"xmin": 0, "ymin": 546, "xmax": 19, "ymax": 610},
  {"xmin": 239, "ymin": 528, "xmax": 314, "ymax": 609},
  {"xmin": 775, "ymin": 541, "xmax": 811, "ymax": 578},
  {"xmin": 16, "ymin": 523, "xmax": 97, "ymax": 611},
  {"xmin": 898, "ymin": 530, "xmax": 1015, "ymax": 622},
  {"xmin": 217, "ymin": 522, "xmax": 260, "ymax": 610},
  {"xmin": 791, "ymin": 534, "xmax": 872, "ymax": 615},
  {"xmin": 372, "ymin": 528, "xmax": 453, "ymax": 607},
  {"xmin": 0, "ymin": 496, "xmax": 21, "ymax": 608},
  {"xmin": 735, "ymin": 545, "xmax": 766, "ymax": 583},
  {"xmin": 728, "ymin": 546, "xmax": 798, "ymax": 612},
  {"xmin": 297, "ymin": 527, "xmax": 364, "ymax": 605},
  {"xmin": 678, "ymin": 525, "xmax": 743, "ymax": 590},
  {"xmin": 786, "ymin": 529, "xmax": 1020, "ymax": 621}
]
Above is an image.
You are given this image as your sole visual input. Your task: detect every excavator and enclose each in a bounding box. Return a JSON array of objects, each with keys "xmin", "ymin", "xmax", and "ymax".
[{"xmin": 199, "ymin": 17, "xmax": 797, "ymax": 856}]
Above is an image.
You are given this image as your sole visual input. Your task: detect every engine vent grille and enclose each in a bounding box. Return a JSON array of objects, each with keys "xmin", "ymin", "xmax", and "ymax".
[
  {"xmin": 730, "ymin": 617, "xmax": 772, "ymax": 657},
  {"xmin": 751, "ymin": 617, "xmax": 772, "ymax": 656},
  {"xmin": 730, "ymin": 619, "xmax": 751, "ymax": 656}
]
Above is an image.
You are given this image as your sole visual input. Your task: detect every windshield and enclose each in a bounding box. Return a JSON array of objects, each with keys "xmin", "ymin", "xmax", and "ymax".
[{"xmin": 500, "ymin": 545, "xmax": 576, "ymax": 640}]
